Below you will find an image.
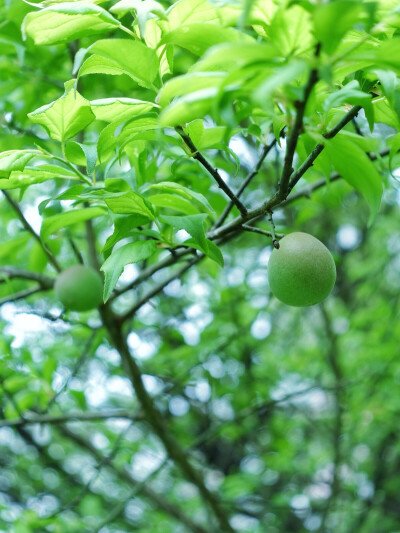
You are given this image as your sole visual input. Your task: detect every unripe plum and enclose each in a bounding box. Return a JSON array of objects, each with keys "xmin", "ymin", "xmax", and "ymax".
[{"xmin": 268, "ymin": 232, "xmax": 336, "ymax": 307}]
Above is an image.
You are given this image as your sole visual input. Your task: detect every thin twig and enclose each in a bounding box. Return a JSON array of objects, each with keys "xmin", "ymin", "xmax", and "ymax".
[
  {"xmin": 119, "ymin": 256, "xmax": 202, "ymax": 324},
  {"xmin": 242, "ymin": 224, "xmax": 284, "ymax": 242},
  {"xmin": 2, "ymin": 190, "xmax": 61, "ymax": 272},
  {"xmin": 0, "ymin": 287, "xmax": 45, "ymax": 306},
  {"xmin": 177, "ymin": 126, "xmax": 248, "ymax": 217},
  {"xmin": 100, "ymin": 305, "xmax": 233, "ymax": 532},
  {"xmin": 214, "ymin": 138, "xmax": 277, "ymax": 228},
  {"xmin": 0, "ymin": 409, "xmax": 141, "ymax": 428}
]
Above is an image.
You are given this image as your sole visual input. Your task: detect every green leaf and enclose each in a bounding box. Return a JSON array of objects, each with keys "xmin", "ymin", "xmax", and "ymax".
[
  {"xmin": 97, "ymin": 115, "xmax": 159, "ymax": 162},
  {"xmin": 325, "ymin": 133, "xmax": 382, "ymax": 225},
  {"xmin": 165, "ymin": 0, "xmax": 219, "ymax": 29},
  {"xmin": 193, "ymin": 42, "xmax": 278, "ymax": 73},
  {"xmin": 105, "ymin": 192, "xmax": 156, "ymax": 219},
  {"xmin": 161, "ymin": 23, "xmax": 250, "ymax": 56},
  {"xmin": 28, "ymin": 80, "xmax": 95, "ymax": 142},
  {"xmin": 160, "ymin": 88, "xmax": 217, "ymax": 127},
  {"xmin": 0, "ymin": 165, "xmax": 78, "ymax": 190},
  {"xmin": 0, "ymin": 150, "xmax": 42, "ymax": 178},
  {"xmin": 186, "ymin": 120, "xmax": 227, "ymax": 149},
  {"xmin": 90, "ymin": 98, "xmax": 157, "ymax": 123},
  {"xmin": 101, "ymin": 240, "xmax": 157, "ymax": 301},
  {"xmin": 184, "ymin": 237, "xmax": 224, "ymax": 266},
  {"xmin": 267, "ymin": 6, "xmax": 314, "ymax": 57},
  {"xmin": 158, "ymin": 72, "xmax": 225, "ymax": 108},
  {"xmin": 0, "ymin": 233, "xmax": 30, "ymax": 261},
  {"xmin": 41, "ymin": 207, "xmax": 106, "ymax": 243},
  {"xmin": 254, "ymin": 61, "xmax": 309, "ymax": 106},
  {"xmin": 78, "ymin": 39, "xmax": 159, "ymax": 90},
  {"xmin": 111, "ymin": 0, "xmax": 166, "ymax": 38},
  {"xmin": 372, "ymin": 97, "xmax": 400, "ymax": 130},
  {"xmin": 145, "ymin": 181, "xmax": 214, "ymax": 213},
  {"xmin": 313, "ymin": 0, "xmax": 363, "ymax": 55},
  {"xmin": 162, "ymin": 213, "xmax": 208, "ymax": 249},
  {"xmin": 102, "ymin": 215, "xmax": 151, "ymax": 255},
  {"xmin": 148, "ymin": 194, "xmax": 200, "ymax": 215},
  {"xmin": 65, "ymin": 142, "xmax": 98, "ymax": 176},
  {"xmin": 22, "ymin": 2, "xmax": 120, "ymax": 45},
  {"xmin": 323, "ymin": 80, "xmax": 374, "ymax": 131}
]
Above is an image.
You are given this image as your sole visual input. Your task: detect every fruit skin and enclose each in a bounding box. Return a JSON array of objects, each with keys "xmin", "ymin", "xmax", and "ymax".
[
  {"xmin": 268, "ymin": 232, "xmax": 336, "ymax": 307},
  {"xmin": 54, "ymin": 265, "xmax": 103, "ymax": 311}
]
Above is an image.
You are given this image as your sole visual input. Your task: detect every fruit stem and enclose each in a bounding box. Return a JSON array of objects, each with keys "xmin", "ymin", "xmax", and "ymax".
[{"xmin": 267, "ymin": 211, "xmax": 280, "ymax": 249}]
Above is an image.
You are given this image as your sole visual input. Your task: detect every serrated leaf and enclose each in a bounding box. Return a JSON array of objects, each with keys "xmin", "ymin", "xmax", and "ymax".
[
  {"xmin": 325, "ymin": 133, "xmax": 382, "ymax": 225},
  {"xmin": 162, "ymin": 214, "xmax": 208, "ymax": 249},
  {"xmin": 28, "ymin": 80, "xmax": 95, "ymax": 141},
  {"xmin": 101, "ymin": 240, "xmax": 157, "ymax": 301},
  {"xmin": 105, "ymin": 192, "xmax": 155, "ymax": 219},
  {"xmin": 41, "ymin": 207, "xmax": 106, "ymax": 243},
  {"xmin": 22, "ymin": 2, "xmax": 120, "ymax": 45},
  {"xmin": 78, "ymin": 39, "xmax": 159, "ymax": 90}
]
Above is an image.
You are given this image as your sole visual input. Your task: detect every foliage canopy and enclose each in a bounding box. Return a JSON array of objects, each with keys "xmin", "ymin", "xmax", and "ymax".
[{"xmin": 1, "ymin": 0, "xmax": 400, "ymax": 532}]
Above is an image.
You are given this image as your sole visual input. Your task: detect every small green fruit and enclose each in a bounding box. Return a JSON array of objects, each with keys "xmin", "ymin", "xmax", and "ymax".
[
  {"xmin": 268, "ymin": 232, "xmax": 336, "ymax": 307},
  {"xmin": 54, "ymin": 265, "xmax": 103, "ymax": 311}
]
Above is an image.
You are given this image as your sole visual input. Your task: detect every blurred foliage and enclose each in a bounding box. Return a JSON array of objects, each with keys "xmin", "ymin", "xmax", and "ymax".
[{"xmin": 0, "ymin": 1, "xmax": 400, "ymax": 532}]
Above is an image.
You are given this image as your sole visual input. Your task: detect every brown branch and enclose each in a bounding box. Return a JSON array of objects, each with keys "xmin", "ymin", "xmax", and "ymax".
[
  {"xmin": 2, "ymin": 190, "xmax": 61, "ymax": 272},
  {"xmin": 286, "ymin": 105, "xmax": 362, "ymax": 194},
  {"xmin": 177, "ymin": 126, "xmax": 248, "ymax": 217},
  {"xmin": 100, "ymin": 304, "xmax": 234, "ymax": 532},
  {"xmin": 279, "ymin": 45, "xmax": 320, "ymax": 197}
]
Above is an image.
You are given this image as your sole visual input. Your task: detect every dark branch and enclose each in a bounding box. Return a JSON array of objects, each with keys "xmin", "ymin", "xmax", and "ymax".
[
  {"xmin": 177, "ymin": 126, "xmax": 248, "ymax": 217},
  {"xmin": 214, "ymin": 138, "xmax": 277, "ymax": 228},
  {"xmin": 2, "ymin": 190, "xmax": 61, "ymax": 272}
]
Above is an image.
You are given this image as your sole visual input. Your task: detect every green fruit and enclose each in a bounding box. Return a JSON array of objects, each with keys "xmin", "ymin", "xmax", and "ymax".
[
  {"xmin": 268, "ymin": 232, "xmax": 336, "ymax": 307},
  {"xmin": 54, "ymin": 265, "xmax": 103, "ymax": 311}
]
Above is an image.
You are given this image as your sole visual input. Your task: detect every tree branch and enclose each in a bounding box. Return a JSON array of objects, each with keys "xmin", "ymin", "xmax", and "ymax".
[
  {"xmin": 287, "ymin": 105, "xmax": 362, "ymax": 193},
  {"xmin": 2, "ymin": 190, "xmax": 61, "ymax": 272},
  {"xmin": 0, "ymin": 266, "xmax": 54, "ymax": 288},
  {"xmin": 279, "ymin": 45, "xmax": 320, "ymax": 197},
  {"xmin": 214, "ymin": 138, "xmax": 277, "ymax": 228},
  {"xmin": 100, "ymin": 304, "xmax": 235, "ymax": 532},
  {"xmin": 177, "ymin": 126, "xmax": 248, "ymax": 217},
  {"xmin": 0, "ymin": 409, "xmax": 142, "ymax": 428},
  {"xmin": 60, "ymin": 425, "xmax": 210, "ymax": 533}
]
